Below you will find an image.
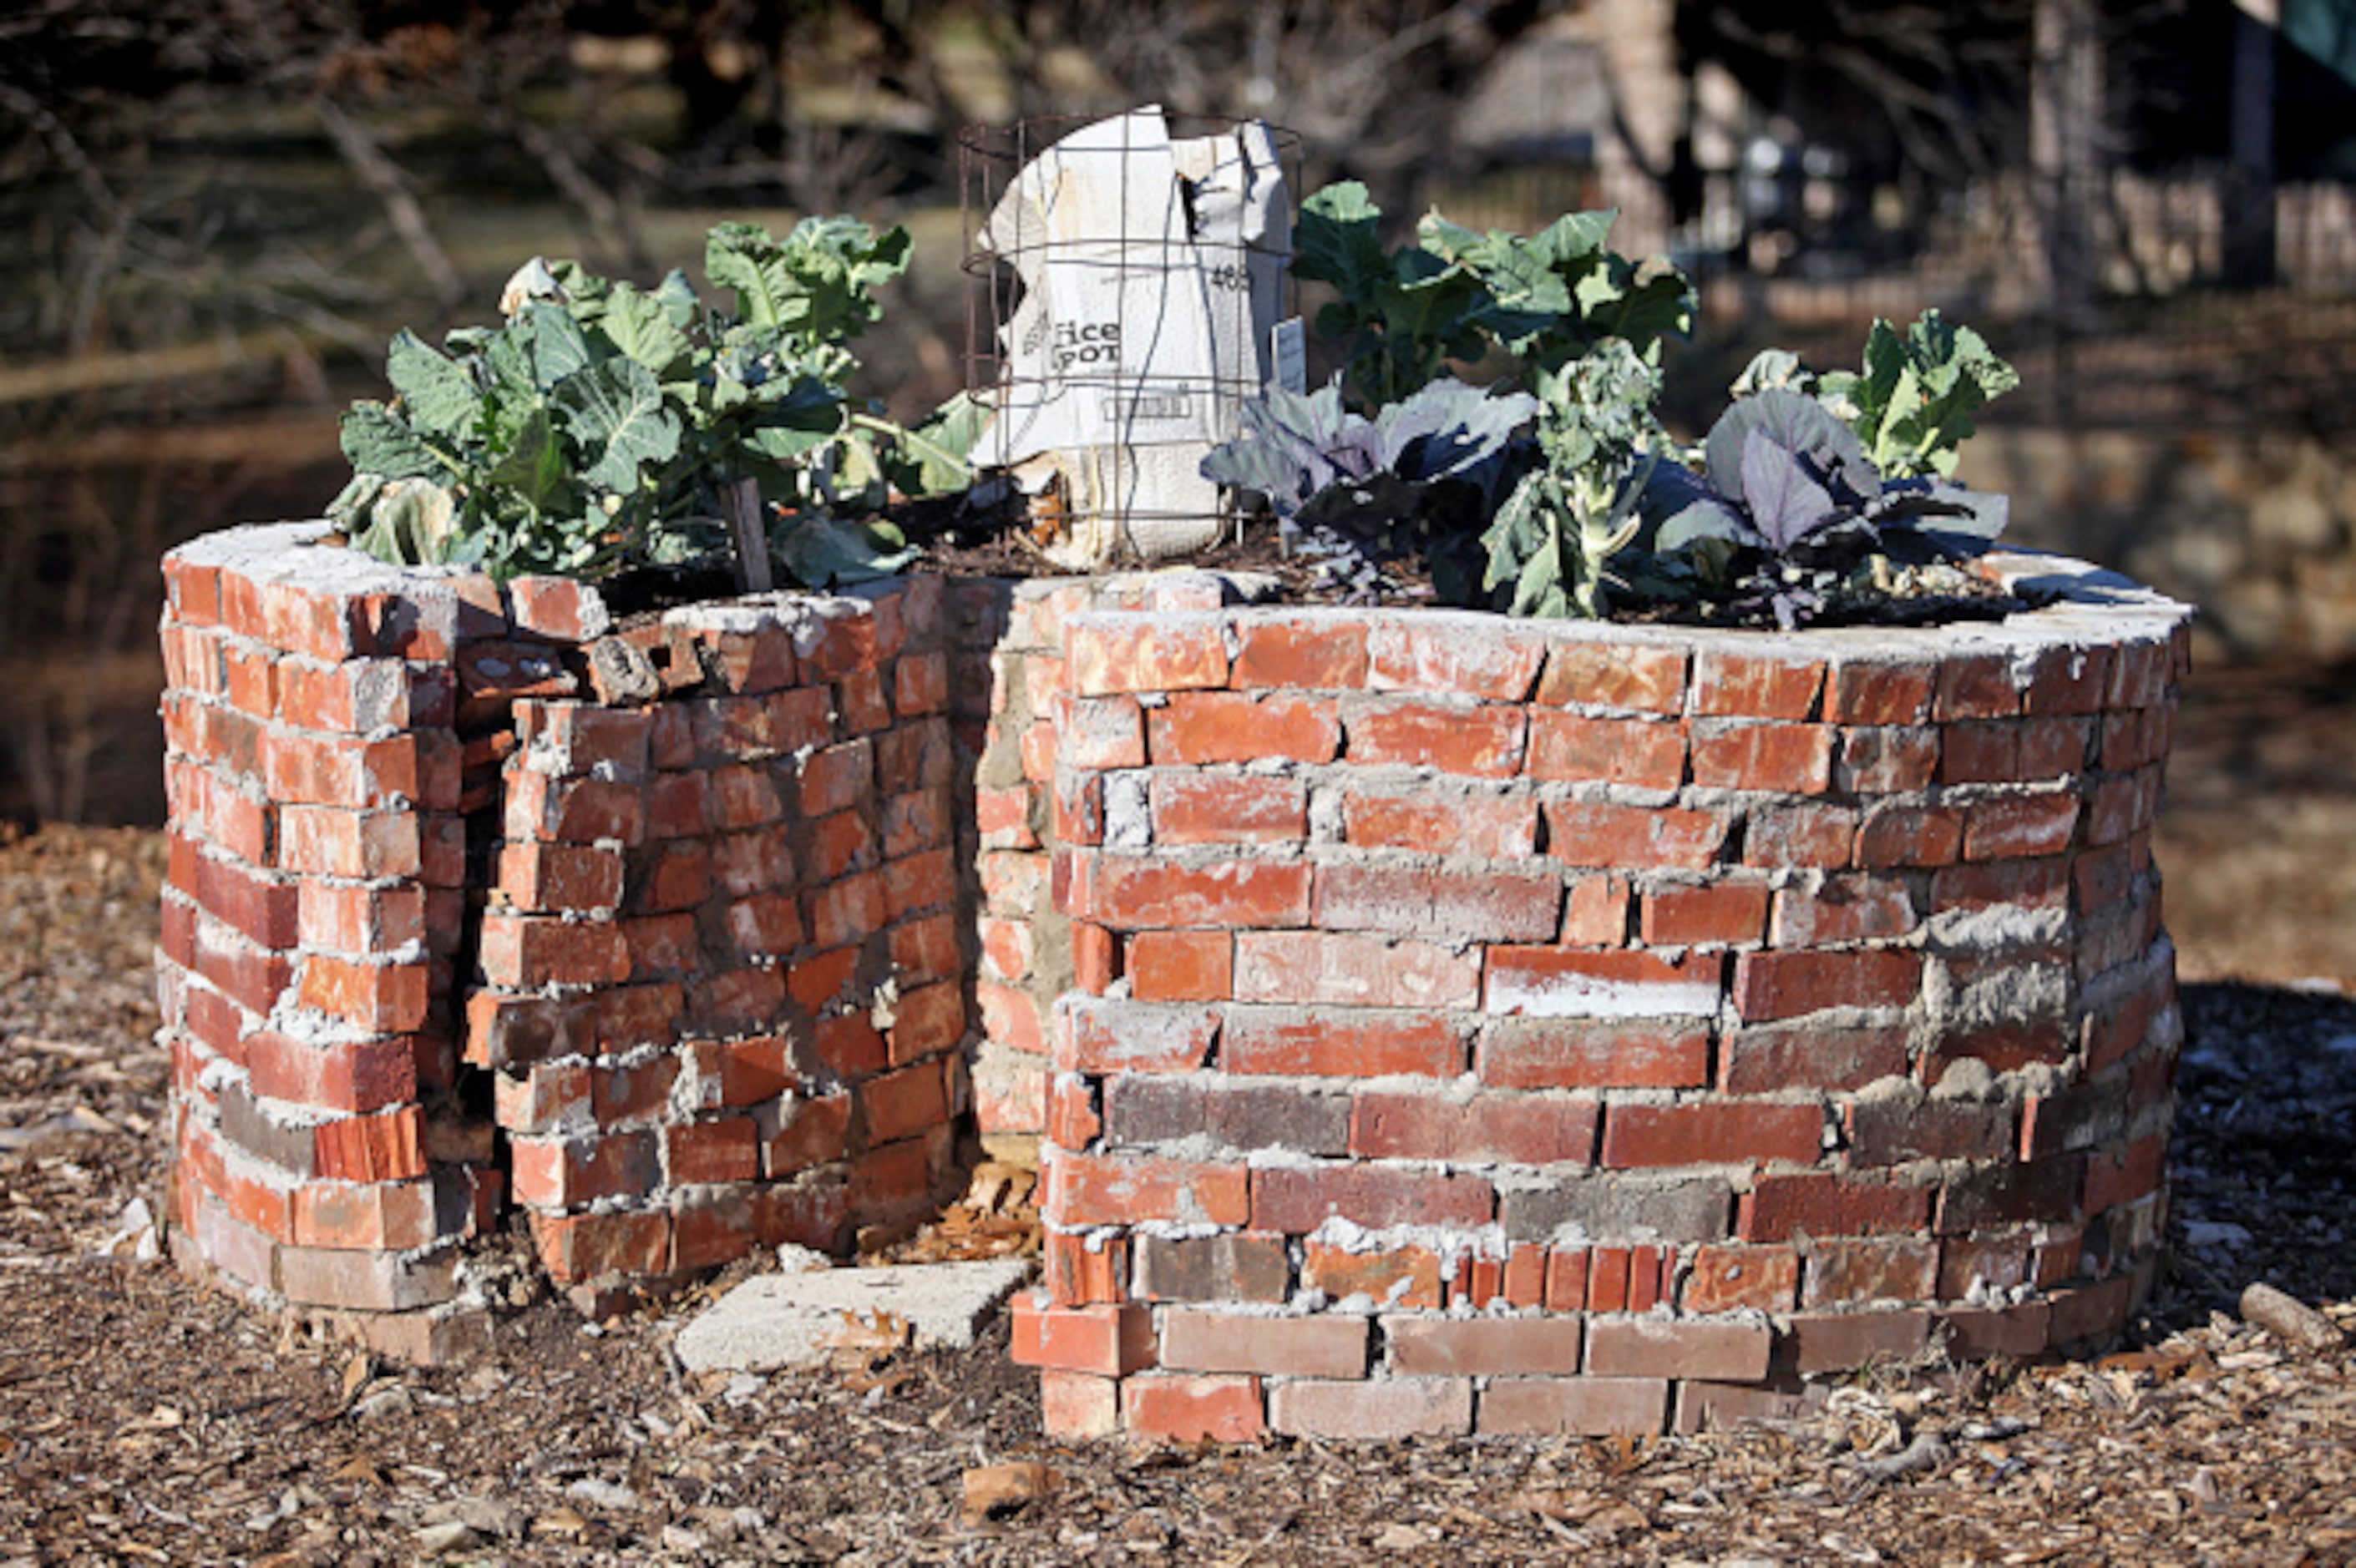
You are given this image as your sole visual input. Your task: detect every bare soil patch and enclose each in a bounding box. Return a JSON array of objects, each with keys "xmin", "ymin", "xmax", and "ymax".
[{"xmin": 3, "ymin": 822, "xmax": 2353, "ymax": 1564}]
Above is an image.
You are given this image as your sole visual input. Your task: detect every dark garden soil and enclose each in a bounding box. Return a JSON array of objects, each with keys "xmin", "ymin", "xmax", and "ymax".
[{"xmin": 3, "ymin": 767, "xmax": 2354, "ymax": 1562}]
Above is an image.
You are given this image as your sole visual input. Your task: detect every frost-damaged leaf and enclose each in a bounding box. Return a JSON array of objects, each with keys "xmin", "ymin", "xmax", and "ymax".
[
  {"xmin": 553, "ymin": 358, "xmax": 681, "ymax": 495},
  {"xmin": 385, "ymin": 331, "xmax": 480, "ymax": 441},
  {"xmin": 1292, "ymin": 181, "xmax": 1391, "ymax": 301}
]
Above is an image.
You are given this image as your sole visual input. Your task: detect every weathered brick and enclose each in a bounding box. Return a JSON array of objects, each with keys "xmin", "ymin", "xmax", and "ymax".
[
  {"xmin": 1640, "ymin": 881, "xmax": 1770, "ymax": 947},
  {"xmin": 1231, "ymin": 618, "xmax": 1369, "ymax": 689},
  {"xmin": 1802, "ymin": 1236, "xmax": 1940, "ymax": 1306},
  {"xmin": 1125, "ymin": 929, "xmax": 1233, "ymax": 1002},
  {"xmin": 1691, "ymin": 721, "xmax": 1836, "ymax": 794},
  {"xmin": 1269, "ymin": 1378, "xmax": 1472, "ymax": 1439},
  {"xmin": 1341, "ymin": 788, "xmax": 1537, "ymax": 858},
  {"xmin": 1476, "ymin": 1019, "xmax": 1711, "ymax": 1090},
  {"xmin": 1122, "ymin": 1373, "xmax": 1264, "ymax": 1444},
  {"xmin": 1151, "ymin": 773, "xmax": 1307, "ymax": 844},
  {"xmin": 1768, "ymin": 876, "xmax": 1917, "ymax": 947},
  {"xmin": 1074, "ymin": 855, "xmax": 1311, "ymax": 930},
  {"xmin": 1526, "ymin": 712, "xmax": 1686, "ymax": 789},
  {"xmin": 1367, "ymin": 619, "xmax": 1547, "ymax": 700},
  {"xmin": 1824, "ymin": 659, "xmax": 1934, "ymax": 725},
  {"xmin": 1733, "ymin": 948, "xmax": 1921, "ymax": 1021},
  {"xmin": 1160, "ymin": 1310, "xmax": 1367, "ymax": 1378},
  {"xmin": 1313, "ymin": 862, "xmax": 1561, "ymax": 943},
  {"xmin": 1350, "ymin": 1089, "xmax": 1598, "ymax": 1166},
  {"xmin": 1388, "ymin": 1316, "xmax": 1582, "ymax": 1377},
  {"xmin": 1009, "ymin": 1293, "xmax": 1158, "ymax": 1376},
  {"xmin": 1586, "ymin": 1314, "xmax": 1771, "ymax": 1380},
  {"xmin": 1478, "ymin": 1377, "xmax": 1669, "ymax": 1436},
  {"xmin": 1048, "ymin": 1151, "xmax": 1249, "ymax": 1227},
  {"xmin": 1742, "ymin": 803, "xmax": 1858, "ymax": 868},
  {"xmin": 1484, "ymin": 947, "xmax": 1722, "ymax": 1019},
  {"xmin": 1234, "ymin": 931, "xmax": 1482, "ymax": 1010},
  {"xmin": 1545, "ymin": 800, "xmax": 1730, "ymax": 870},
  {"xmin": 1067, "ymin": 617, "xmax": 1229, "ymax": 695},
  {"xmin": 1057, "ymin": 999, "xmax": 1219, "ymax": 1075},
  {"xmin": 1740, "ymin": 1172, "xmax": 1931, "ymax": 1242},
  {"xmin": 1600, "ymin": 1100, "xmax": 1824, "ymax": 1168},
  {"xmin": 1303, "ymin": 1243, "xmax": 1445, "ymax": 1308},
  {"xmin": 1536, "ymin": 640, "xmax": 1687, "ymax": 714},
  {"xmin": 1345, "ymin": 697, "xmax": 1527, "ymax": 776},
  {"xmin": 1148, "ymin": 690, "xmax": 1340, "ymax": 765},
  {"xmin": 1134, "ymin": 1232, "xmax": 1291, "ymax": 1303},
  {"xmin": 1222, "ymin": 1009, "xmax": 1465, "ymax": 1079},
  {"xmin": 1786, "ymin": 1309, "xmax": 1933, "ymax": 1373},
  {"xmin": 1249, "ymin": 1164, "xmax": 1494, "ymax": 1232},
  {"xmin": 1683, "ymin": 1242, "xmax": 1801, "ymax": 1312}
]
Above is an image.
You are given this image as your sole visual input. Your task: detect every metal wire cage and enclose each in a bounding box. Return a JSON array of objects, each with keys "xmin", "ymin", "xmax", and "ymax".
[{"xmin": 958, "ymin": 111, "xmax": 1304, "ymax": 564}]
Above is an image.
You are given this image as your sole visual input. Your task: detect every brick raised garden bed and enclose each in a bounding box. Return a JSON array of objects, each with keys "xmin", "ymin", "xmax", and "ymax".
[{"xmin": 157, "ymin": 522, "xmax": 2191, "ymax": 1435}]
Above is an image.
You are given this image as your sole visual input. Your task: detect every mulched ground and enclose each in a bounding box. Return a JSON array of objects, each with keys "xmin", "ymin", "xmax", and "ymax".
[{"xmin": 3, "ymin": 798, "xmax": 2353, "ymax": 1563}]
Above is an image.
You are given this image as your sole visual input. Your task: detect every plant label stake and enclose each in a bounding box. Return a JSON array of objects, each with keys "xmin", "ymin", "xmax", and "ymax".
[{"xmin": 722, "ymin": 476, "xmax": 773, "ymax": 594}]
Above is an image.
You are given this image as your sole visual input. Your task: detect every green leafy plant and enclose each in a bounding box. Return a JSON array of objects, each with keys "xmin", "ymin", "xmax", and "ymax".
[
  {"xmin": 1291, "ymin": 181, "xmax": 1695, "ymax": 411},
  {"xmin": 1735, "ymin": 308, "xmax": 2020, "ymax": 479},
  {"xmin": 331, "ymin": 218, "xmax": 965, "ymax": 585},
  {"xmin": 1480, "ymin": 341, "xmax": 1668, "ymax": 620},
  {"xmin": 1641, "ymin": 387, "xmax": 2010, "ymax": 628}
]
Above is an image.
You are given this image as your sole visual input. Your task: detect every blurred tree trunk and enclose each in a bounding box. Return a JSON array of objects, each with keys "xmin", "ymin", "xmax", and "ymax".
[
  {"xmin": 2224, "ymin": 2, "xmax": 2279, "ymax": 288},
  {"xmin": 2029, "ymin": 0, "xmax": 2104, "ymax": 328}
]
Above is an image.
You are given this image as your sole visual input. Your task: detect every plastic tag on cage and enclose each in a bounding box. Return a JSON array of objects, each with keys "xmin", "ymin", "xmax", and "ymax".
[{"xmin": 970, "ymin": 106, "xmax": 1289, "ymax": 564}]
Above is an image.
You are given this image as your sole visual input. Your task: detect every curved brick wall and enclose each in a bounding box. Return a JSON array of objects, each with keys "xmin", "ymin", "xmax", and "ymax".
[
  {"xmin": 157, "ymin": 523, "xmax": 976, "ymax": 1355},
  {"xmin": 1002, "ymin": 554, "xmax": 2193, "ymax": 1442},
  {"xmin": 158, "ymin": 524, "xmax": 2190, "ymax": 1427}
]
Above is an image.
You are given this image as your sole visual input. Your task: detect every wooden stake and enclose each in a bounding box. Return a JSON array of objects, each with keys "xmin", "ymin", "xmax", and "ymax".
[{"xmin": 720, "ymin": 476, "xmax": 773, "ymax": 594}]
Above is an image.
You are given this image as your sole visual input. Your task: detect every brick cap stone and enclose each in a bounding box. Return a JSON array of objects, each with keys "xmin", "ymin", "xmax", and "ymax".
[{"xmin": 672, "ymin": 1258, "xmax": 1036, "ymax": 1372}]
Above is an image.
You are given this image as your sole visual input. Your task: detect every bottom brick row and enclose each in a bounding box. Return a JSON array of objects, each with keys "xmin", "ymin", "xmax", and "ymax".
[{"xmin": 1020, "ymin": 1257, "xmax": 2157, "ymax": 1442}]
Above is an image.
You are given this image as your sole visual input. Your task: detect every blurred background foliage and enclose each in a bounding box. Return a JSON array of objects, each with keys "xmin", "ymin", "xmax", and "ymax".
[{"xmin": 3, "ymin": 0, "xmax": 2354, "ymax": 827}]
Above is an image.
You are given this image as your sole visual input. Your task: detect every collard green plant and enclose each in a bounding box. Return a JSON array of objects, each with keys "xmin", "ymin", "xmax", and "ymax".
[
  {"xmin": 1292, "ymin": 181, "xmax": 1695, "ymax": 412},
  {"xmin": 1735, "ymin": 308, "xmax": 2020, "ymax": 480},
  {"xmin": 1480, "ymin": 341, "xmax": 1668, "ymax": 620},
  {"xmin": 331, "ymin": 217, "xmax": 964, "ymax": 586}
]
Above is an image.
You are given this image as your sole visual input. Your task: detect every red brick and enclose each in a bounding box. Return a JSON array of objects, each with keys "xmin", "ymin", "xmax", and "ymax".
[
  {"xmin": 1742, "ymin": 803, "xmax": 1857, "ymax": 869},
  {"xmin": 2083, "ymin": 1132, "xmax": 2166, "ymax": 1215},
  {"xmin": 1057, "ymin": 1000, "xmax": 1219, "ymax": 1075},
  {"xmin": 1151, "ymin": 774, "xmax": 1307, "ymax": 844},
  {"xmin": 1368, "ymin": 620, "xmax": 1546, "ymax": 700},
  {"xmin": 1075, "ymin": 855, "xmax": 1310, "ymax": 930},
  {"xmin": 1601, "ymin": 1100, "xmax": 1824, "ymax": 1167},
  {"xmin": 532, "ymin": 1209, "xmax": 671, "ymax": 1282},
  {"xmin": 1937, "ymin": 1234, "xmax": 2033, "ymax": 1298},
  {"xmin": 1122, "ymin": 1373, "xmax": 1264, "ymax": 1444},
  {"xmin": 670, "ymin": 1192, "xmax": 760, "ymax": 1275},
  {"xmin": 1845, "ymin": 1095, "xmax": 2015, "ymax": 1165},
  {"xmin": 763, "ymin": 1094, "xmax": 851, "ymax": 1176},
  {"xmin": 1585, "ymin": 1314, "xmax": 1771, "ymax": 1380},
  {"xmin": 1350, "ymin": 1090, "xmax": 1598, "ymax": 1165},
  {"xmin": 1067, "ymin": 617, "xmax": 1229, "ymax": 695},
  {"xmin": 1127, "ymin": 930, "xmax": 1233, "ymax": 1002},
  {"xmin": 312, "ymin": 1107, "xmax": 427, "ymax": 1183},
  {"xmin": 1838, "ymin": 726, "xmax": 1940, "ymax": 793},
  {"xmin": 2105, "ymin": 639, "xmax": 2172, "ymax": 710},
  {"xmin": 508, "ymin": 1130, "xmax": 660, "ymax": 1209},
  {"xmin": 1694, "ymin": 649, "xmax": 1824, "ymax": 719},
  {"xmin": 1054, "ymin": 694, "xmax": 1143, "ymax": 771},
  {"xmin": 296, "ymin": 881, "xmax": 425, "ymax": 955},
  {"xmin": 1222, "ymin": 1010, "xmax": 1465, "ymax": 1078},
  {"xmin": 1313, "ymin": 862, "xmax": 1561, "ymax": 943},
  {"xmin": 592, "ymin": 1056, "xmax": 680, "ymax": 1125},
  {"xmin": 594, "ymin": 981, "xmax": 684, "ymax": 1051},
  {"xmin": 1786, "ymin": 1309, "xmax": 1933, "ymax": 1373},
  {"xmin": 1303, "ymin": 1243, "xmax": 1444, "ymax": 1308},
  {"xmin": 1160, "ymin": 1310, "xmax": 1367, "ymax": 1378},
  {"xmin": 497, "ymin": 841, "xmax": 625, "ymax": 914},
  {"xmin": 894, "ymin": 650, "xmax": 949, "ymax": 717},
  {"xmin": 1476, "ymin": 1019, "xmax": 1710, "ymax": 1090},
  {"xmin": 1345, "ymin": 697, "xmax": 1526, "ymax": 776},
  {"xmin": 1232, "ymin": 619, "xmax": 1369, "ymax": 688},
  {"xmin": 2085, "ymin": 768, "xmax": 2163, "ymax": 846},
  {"xmin": 1269, "ymin": 1378, "xmax": 1472, "ymax": 1439},
  {"xmin": 292, "ymin": 1177, "xmax": 440, "ymax": 1252},
  {"xmin": 1801, "ymin": 1236, "xmax": 1939, "ymax": 1305},
  {"xmin": 1964, "ymin": 792, "xmax": 2081, "ymax": 860},
  {"xmin": 1740, "ymin": 1172, "xmax": 1930, "ymax": 1242},
  {"xmin": 864, "ymin": 1060, "xmax": 950, "ymax": 1145},
  {"xmin": 1769, "ymin": 876, "xmax": 1917, "ymax": 946},
  {"xmin": 661, "ymin": 1117, "xmax": 759, "ymax": 1185},
  {"xmin": 1038, "ymin": 1369, "xmax": 1121, "ymax": 1440},
  {"xmin": 813, "ymin": 1011, "xmax": 888, "ymax": 1078},
  {"xmin": 1692, "ymin": 721, "xmax": 1834, "ymax": 793},
  {"xmin": 1855, "ymin": 803, "xmax": 1963, "ymax": 868},
  {"xmin": 1934, "ymin": 651, "xmax": 2019, "ymax": 721},
  {"xmin": 1933, "ymin": 1154, "xmax": 2087, "ymax": 1233},
  {"xmin": 1931, "ymin": 856, "xmax": 2071, "ymax": 911},
  {"xmin": 1049, "ymin": 1151, "xmax": 1250, "ymax": 1227},
  {"xmin": 479, "ymin": 912, "xmax": 628, "ymax": 989},
  {"xmin": 1536, "ymin": 641, "xmax": 1686, "ymax": 713},
  {"xmin": 1684, "ymin": 1242, "xmax": 1801, "ymax": 1312},
  {"xmin": 1545, "ymin": 800, "xmax": 1729, "ymax": 869},
  {"xmin": 1733, "ymin": 948, "xmax": 1920, "ymax": 1021},
  {"xmin": 1388, "ymin": 1316, "xmax": 1581, "ymax": 1376},
  {"xmin": 2019, "ymin": 644, "xmax": 2111, "ymax": 716},
  {"xmin": 1562, "ymin": 875, "xmax": 1634, "ymax": 943},
  {"xmin": 1526, "ymin": 713, "xmax": 1685, "ymax": 788},
  {"xmin": 1483, "ymin": 946, "xmax": 1722, "ymax": 1019},
  {"xmin": 496, "ymin": 1060, "xmax": 590, "ymax": 1132},
  {"xmin": 1341, "ymin": 789, "xmax": 1537, "ymax": 858},
  {"xmin": 263, "ymin": 731, "xmax": 419, "ymax": 808},
  {"xmin": 1249, "ymin": 1165, "xmax": 1493, "ymax": 1232},
  {"xmin": 1234, "ymin": 931, "xmax": 1481, "ymax": 1009},
  {"xmin": 297, "ymin": 953, "xmax": 428, "ymax": 1032},
  {"xmin": 1825, "ymin": 660, "xmax": 1933, "ymax": 725},
  {"xmin": 1148, "ymin": 690, "xmax": 1339, "ymax": 766},
  {"xmin": 1043, "ymin": 1232, "xmax": 1127, "ymax": 1305},
  {"xmin": 1479, "ymin": 1377, "xmax": 1669, "ymax": 1437},
  {"xmin": 1641, "ymin": 881, "xmax": 1769, "ymax": 947}
]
